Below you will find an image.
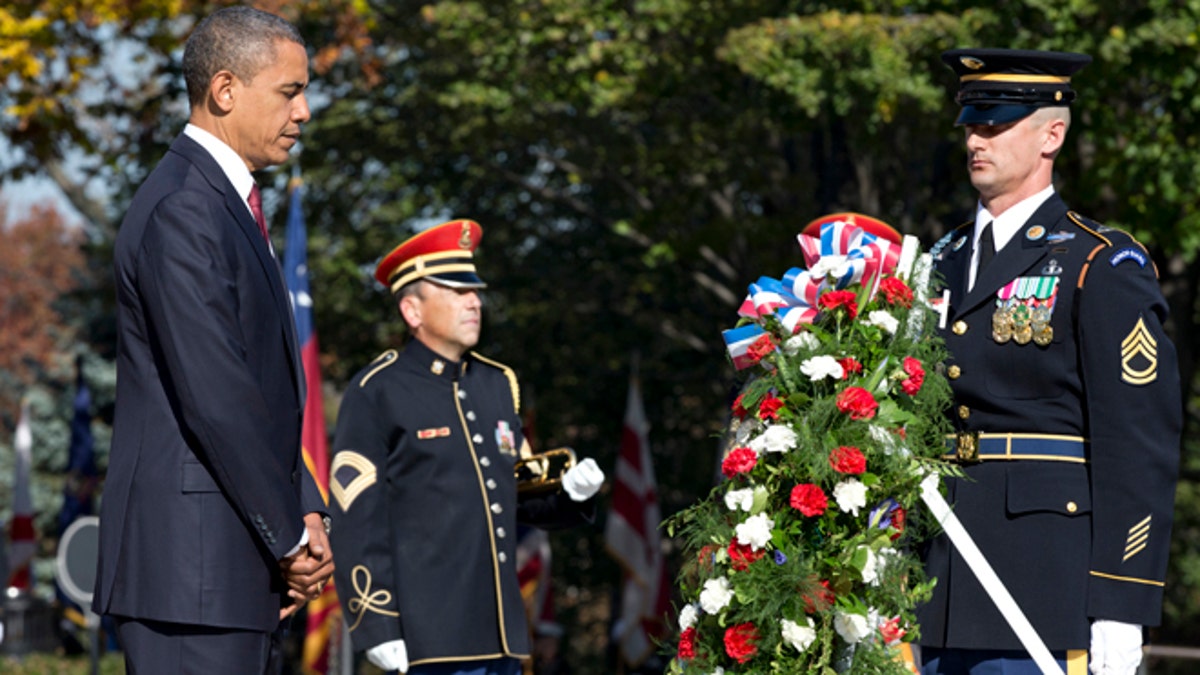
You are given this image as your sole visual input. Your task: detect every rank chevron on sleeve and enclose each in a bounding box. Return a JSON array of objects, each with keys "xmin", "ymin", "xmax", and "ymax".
[{"xmin": 1120, "ymin": 317, "xmax": 1158, "ymax": 385}]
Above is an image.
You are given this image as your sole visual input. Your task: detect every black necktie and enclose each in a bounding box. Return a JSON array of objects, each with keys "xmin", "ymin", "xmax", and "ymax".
[{"xmin": 977, "ymin": 221, "xmax": 995, "ymax": 275}]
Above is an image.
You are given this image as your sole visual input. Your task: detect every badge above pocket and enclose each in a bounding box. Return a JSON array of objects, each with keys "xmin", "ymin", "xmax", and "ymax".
[{"xmin": 992, "ymin": 276, "xmax": 1060, "ymax": 346}]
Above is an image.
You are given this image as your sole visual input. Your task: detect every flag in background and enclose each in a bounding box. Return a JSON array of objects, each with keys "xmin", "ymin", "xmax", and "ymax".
[
  {"xmin": 57, "ymin": 356, "xmax": 97, "ymax": 538},
  {"xmin": 9, "ymin": 396, "xmax": 36, "ymax": 590},
  {"xmin": 604, "ymin": 369, "xmax": 670, "ymax": 667},
  {"xmin": 283, "ymin": 178, "xmax": 341, "ymax": 675}
]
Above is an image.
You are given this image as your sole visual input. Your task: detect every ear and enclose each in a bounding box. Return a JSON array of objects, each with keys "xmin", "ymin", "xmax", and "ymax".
[
  {"xmin": 399, "ymin": 294, "xmax": 421, "ymax": 331},
  {"xmin": 210, "ymin": 71, "xmax": 237, "ymax": 113},
  {"xmin": 1041, "ymin": 117, "xmax": 1067, "ymax": 156}
]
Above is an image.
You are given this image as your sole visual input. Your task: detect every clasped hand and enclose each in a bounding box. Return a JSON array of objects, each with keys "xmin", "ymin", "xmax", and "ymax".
[{"xmin": 279, "ymin": 512, "xmax": 335, "ymax": 620}]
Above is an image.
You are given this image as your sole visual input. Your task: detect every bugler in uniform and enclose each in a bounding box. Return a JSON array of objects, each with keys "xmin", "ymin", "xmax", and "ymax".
[
  {"xmin": 917, "ymin": 49, "xmax": 1182, "ymax": 675},
  {"xmin": 329, "ymin": 220, "xmax": 602, "ymax": 674}
]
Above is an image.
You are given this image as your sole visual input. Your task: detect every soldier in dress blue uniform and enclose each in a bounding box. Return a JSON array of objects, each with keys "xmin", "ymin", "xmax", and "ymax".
[
  {"xmin": 916, "ymin": 49, "xmax": 1182, "ymax": 675},
  {"xmin": 328, "ymin": 219, "xmax": 606, "ymax": 675}
]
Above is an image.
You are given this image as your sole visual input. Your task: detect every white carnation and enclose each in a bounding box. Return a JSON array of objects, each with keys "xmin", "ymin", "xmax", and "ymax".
[
  {"xmin": 699, "ymin": 577, "xmax": 734, "ymax": 614},
  {"xmin": 833, "ymin": 478, "xmax": 869, "ymax": 516},
  {"xmin": 735, "ymin": 513, "xmax": 775, "ymax": 551},
  {"xmin": 859, "ymin": 545, "xmax": 880, "ymax": 585},
  {"xmin": 724, "ymin": 487, "xmax": 755, "ymax": 512},
  {"xmin": 679, "ymin": 604, "xmax": 699, "ymax": 631},
  {"xmin": 782, "ymin": 332, "xmax": 820, "ymax": 356},
  {"xmin": 834, "ymin": 610, "xmax": 872, "ymax": 644},
  {"xmin": 781, "ymin": 617, "xmax": 817, "ymax": 652},
  {"xmin": 864, "ymin": 309, "xmax": 899, "ymax": 334},
  {"xmin": 748, "ymin": 424, "xmax": 798, "ymax": 454},
  {"xmin": 800, "ymin": 355, "xmax": 845, "ymax": 381}
]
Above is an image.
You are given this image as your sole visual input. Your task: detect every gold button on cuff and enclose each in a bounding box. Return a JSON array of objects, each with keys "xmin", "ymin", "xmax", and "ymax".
[
  {"xmin": 957, "ymin": 405, "xmax": 971, "ymax": 419},
  {"xmin": 948, "ymin": 365, "xmax": 962, "ymax": 380},
  {"xmin": 952, "ymin": 321, "xmax": 968, "ymax": 335},
  {"xmin": 1066, "ymin": 501, "xmax": 1078, "ymax": 513}
]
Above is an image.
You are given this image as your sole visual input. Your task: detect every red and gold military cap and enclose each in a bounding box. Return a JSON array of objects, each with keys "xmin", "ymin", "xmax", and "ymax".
[
  {"xmin": 374, "ymin": 219, "xmax": 487, "ymax": 293},
  {"xmin": 801, "ymin": 212, "xmax": 902, "ymax": 245}
]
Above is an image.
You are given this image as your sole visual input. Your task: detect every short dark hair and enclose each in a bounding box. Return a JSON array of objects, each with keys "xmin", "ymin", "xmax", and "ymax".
[{"xmin": 182, "ymin": 6, "xmax": 305, "ymax": 108}]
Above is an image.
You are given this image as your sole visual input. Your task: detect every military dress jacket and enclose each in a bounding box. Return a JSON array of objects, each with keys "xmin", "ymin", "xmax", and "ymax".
[
  {"xmin": 916, "ymin": 194, "xmax": 1182, "ymax": 651},
  {"xmin": 329, "ymin": 339, "xmax": 590, "ymax": 667}
]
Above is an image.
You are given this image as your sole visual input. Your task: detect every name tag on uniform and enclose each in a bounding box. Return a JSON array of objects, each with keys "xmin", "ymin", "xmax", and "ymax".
[{"xmin": 417, "ymin": 427, "xmax": 451, "ymax": 440}]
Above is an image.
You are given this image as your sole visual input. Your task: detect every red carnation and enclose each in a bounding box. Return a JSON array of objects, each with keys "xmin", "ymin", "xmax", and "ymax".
[
  {"xmin": 790, "ymin": 483, "xmax": 828, "ymax": 517},
  {"xmin": 879, "ymin": 616, "xmax": 907, "ymax": 645},
  {"xmin": 901, "ymin": 356, "xmax": 925, "ymax": 396},
  {"xmin": 829, "ymin": 445, "xmax": 867, "ymax": 475},
  {"xmin": 758, "ymin": 393, "xmax": 785, "ymax": 421},
  {"xmin": 728, "ymin": 540, "xmax": 766, "ymax": 571},
  {"xmin": 801, "ymin": 579, "xmax": 836, "ymax": 613},
  {"xmin": 678, "ymin": 626, "xmax": 697, "ymax": 660},
  {"xmin": 746, "ymin": 334, "xmax": 775, "ymax": 364},
  {"xmin": 836, "ymin": 386, "xmax": 878, "ymax": 420},
  {"xmin": 721, "ymin": 446, "xmax": 758, "ymax": 479},
  {"xmin": 878, "ymin": 276, "xmax": 914, "ymax": 308},
  {"xmin": 837, "ymin": 357, "xmax": 863, "ymax": 378},
  {"xmin": 890, "ymin": 506, "xmax": 907, "ymax": 540},
  {"xmin": 818, "ymin": 290, "xmax": 859, "ymax": 319},
  {"xmin": 724, "ymin": 622, "xmax": 761, "ymax": 664},
  {"xmin": 731, "ymin": 393, "xmax": 749, "ymax": 420}
]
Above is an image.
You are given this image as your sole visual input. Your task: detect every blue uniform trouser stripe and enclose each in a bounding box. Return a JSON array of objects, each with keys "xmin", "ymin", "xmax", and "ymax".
[{"xmin": 920, "ymin": 647, "xmax": 1087, "ymax": 675}]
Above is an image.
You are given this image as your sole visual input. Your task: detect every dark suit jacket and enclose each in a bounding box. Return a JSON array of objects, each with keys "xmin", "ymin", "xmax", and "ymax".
[
  {"xmin": 917, "ymin": 194, "xmax": 1182, "ymax": 650},
  {"xmin": 94, "ymin": 133, "xmax": 325, "ymax": 632}
]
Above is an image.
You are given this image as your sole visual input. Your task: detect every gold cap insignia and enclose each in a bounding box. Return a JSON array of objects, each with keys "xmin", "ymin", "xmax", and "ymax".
[
  {"xmin": 459, "ymin": 221, "xmax": 473, "ymax": 249},
  {"xmin": 960, "ymin": 56, "xmax": 985, "ymax": 70}
]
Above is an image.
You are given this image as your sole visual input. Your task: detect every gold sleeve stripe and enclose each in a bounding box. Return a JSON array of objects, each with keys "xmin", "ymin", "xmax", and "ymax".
[
  {"xmin": 470, "ymin": 351, "xmax": 521, "ymax": 413},
  {"xmin": 1089, "ymin": 570, "xmax": 1165, "ymax": 587},
  {"xmin": 1124, "ymin": 515, "xmax": 1153, "ymax": 561},
  {"xmin": 359, "ymin": 350, "xmax": 398, "ymax": 387}
]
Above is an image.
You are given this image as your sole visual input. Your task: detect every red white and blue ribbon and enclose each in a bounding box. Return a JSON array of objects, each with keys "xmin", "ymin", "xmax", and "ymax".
[{"xmin": 724, "ymin": 219, "xmax": 901, "ymax": 369}]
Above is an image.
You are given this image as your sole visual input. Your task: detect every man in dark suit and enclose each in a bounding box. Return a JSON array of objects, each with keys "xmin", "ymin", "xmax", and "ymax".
[
  {"xmin": 94, "ymin": 7, "xmax": 333, "ymax": 673},
  {"xmin": 917, "ymin": 49, "xmax": 1182, "ymax": 675},
  {"xmin": 328, "ymin": 220, "xmax": 605, "ymax": 675}
]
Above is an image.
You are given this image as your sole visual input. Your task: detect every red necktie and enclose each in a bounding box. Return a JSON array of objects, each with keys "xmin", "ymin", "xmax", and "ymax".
[{"xmin": 248, "ymin": 184, "xmax": 270, "ymax": 243}]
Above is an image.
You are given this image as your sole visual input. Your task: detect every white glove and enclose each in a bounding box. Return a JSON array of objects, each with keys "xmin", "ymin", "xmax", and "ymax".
[
  {"xmin": 1089, "ymin": 620, "xmax": 1142, "ymax": 675},
  {"xmin": 562, "ymin": 457, "xmax": 605, "ymax": 501},
  {"xmin": 366, "ymin": 639, "xmax": 409, "ymax": 673}
]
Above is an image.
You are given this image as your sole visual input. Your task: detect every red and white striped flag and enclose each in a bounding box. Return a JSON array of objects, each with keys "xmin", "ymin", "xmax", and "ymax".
[
  {"xmin": 9, "ymin": 397, "xmax": 36, "ymax": 589},
  {"xmin": 605, "ymin": 373, "xmax": 669, "ymax": 666}
]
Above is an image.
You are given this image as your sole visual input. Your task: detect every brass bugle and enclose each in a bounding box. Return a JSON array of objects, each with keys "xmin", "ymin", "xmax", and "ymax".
[{"xmin": 514, "ymin": 447, "xmax": 577, "ymax": 495}]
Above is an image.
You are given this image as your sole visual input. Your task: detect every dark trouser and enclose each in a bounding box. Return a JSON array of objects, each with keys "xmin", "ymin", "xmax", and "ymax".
[
  {"xmin": 408, "ymin": 657, "xmax": 523, "ymax": 675},
  {"xmin": 114, "ymin": 617, "xmax": 284, "ymax": 675},
  {"xmin": 920, "ymin": 647, "xmax": 1088, "ymax": 675}
]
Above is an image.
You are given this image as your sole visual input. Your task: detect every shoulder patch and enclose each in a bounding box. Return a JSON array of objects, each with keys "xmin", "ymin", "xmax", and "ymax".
[
  {"xmin": 358, "ymin": 349, "xmax": 398, "ymax": 388},
  {"xmin": 1109, "ymin": 247, "xmax": 1149, "ymax": 269},
  {"xmin": 469, "ymin": 351, "xmax": 521, "ymax": 413}
]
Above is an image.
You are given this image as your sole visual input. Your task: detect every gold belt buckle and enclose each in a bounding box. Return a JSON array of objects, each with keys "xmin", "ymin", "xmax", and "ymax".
[{"xmin": 956, "ymin": 431, "xmax": 980, "ymax": 463}]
